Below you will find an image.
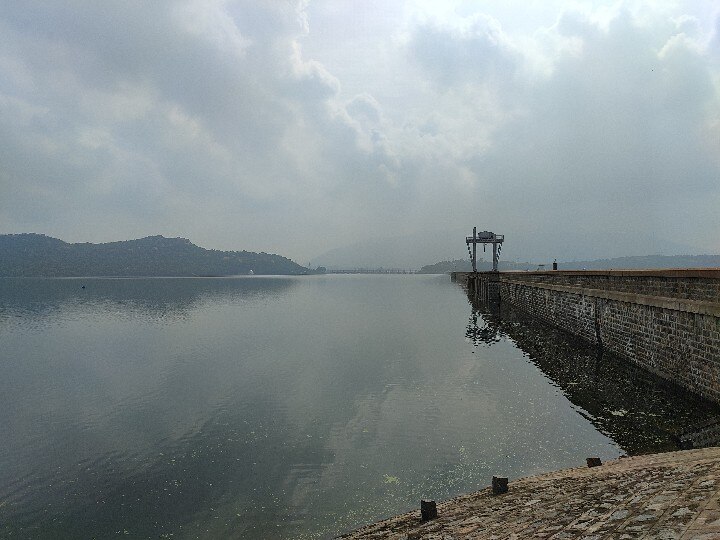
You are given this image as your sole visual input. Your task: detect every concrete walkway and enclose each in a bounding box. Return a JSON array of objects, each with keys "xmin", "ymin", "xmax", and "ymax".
[{"xmin": 339, "ymin": 448, "xmax": 720, "ymax": 539}]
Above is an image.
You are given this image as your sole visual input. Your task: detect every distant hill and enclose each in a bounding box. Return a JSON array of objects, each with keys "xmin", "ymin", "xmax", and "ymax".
[
  {"xmin": 418, "ymin": 259, "xmax": 535, "ymax": 273},
  {"xmin": 0, "ymin": 234, "xmax": 308, "ymax": 277},
  {"xmin": 556, "ymin": 254, "xmax": 720, "ymax": 270},
  {"xmin": 418, "ymin": 259, "xmax": 472, "ymax": 273},
  {"xmin": 419, "ymin": 254, "xmax": 720, "ymax": 273}
]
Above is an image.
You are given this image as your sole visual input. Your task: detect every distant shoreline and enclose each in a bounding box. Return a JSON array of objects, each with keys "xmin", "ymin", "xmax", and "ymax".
[{"xmin": 0, "ymin": 233, "xmax": 312, "ymax": 278}]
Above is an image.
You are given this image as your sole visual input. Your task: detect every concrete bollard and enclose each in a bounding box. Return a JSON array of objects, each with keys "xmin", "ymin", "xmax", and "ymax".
[
  {"xmin": 420, "ymin": 499, "xmax": 437, "ymax": 521},
  {"xmin": 586, "ymin": 457, "xmax": 602, "ymax": 468},
  {"xmin": 492, "ymin": 476, "xmax": 508, "ymax": 495}
]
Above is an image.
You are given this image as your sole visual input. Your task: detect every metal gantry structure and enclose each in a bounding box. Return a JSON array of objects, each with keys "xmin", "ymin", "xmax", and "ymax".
[{"xmin": 466, "ymin": 227, "xmax": 504, "ymax": 273}]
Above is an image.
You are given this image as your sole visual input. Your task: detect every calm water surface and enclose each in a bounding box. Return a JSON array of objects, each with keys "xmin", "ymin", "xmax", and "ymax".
[{"xmin": 0, "ymin": 275, "xmax": 717, "ymax": 539}]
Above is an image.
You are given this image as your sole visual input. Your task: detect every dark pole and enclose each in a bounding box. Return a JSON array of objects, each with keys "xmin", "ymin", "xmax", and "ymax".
[{"xmin": 472, "ymin": 226, "xmax": 477, "ymax": 273}]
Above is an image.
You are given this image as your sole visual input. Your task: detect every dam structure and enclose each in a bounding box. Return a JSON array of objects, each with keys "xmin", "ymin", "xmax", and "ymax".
[{"xmin": 452, "ymin": 268, "xmax": 720, "ymax": 405}]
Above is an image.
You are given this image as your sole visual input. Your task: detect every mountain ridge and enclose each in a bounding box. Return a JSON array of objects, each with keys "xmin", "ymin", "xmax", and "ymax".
[{"xmin": 0, "ymin": 233, "xmax": 308, "ymax": 277}]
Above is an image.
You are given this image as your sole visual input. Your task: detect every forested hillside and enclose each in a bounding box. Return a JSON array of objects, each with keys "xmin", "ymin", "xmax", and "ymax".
[{"xmin": 0, "ymin": 234, "xmax": 308, "ymax": 277}]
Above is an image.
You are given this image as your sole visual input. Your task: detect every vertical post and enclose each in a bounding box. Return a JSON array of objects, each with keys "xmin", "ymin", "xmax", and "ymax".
[
  {"xmin": 420, "ymin": 499, "xmax": 438, "ymax": 521},
  {"xmin": 492, "ymin": 240, "xmax": 498, "ymax": 272},
  {"xmin": 492, "ymin": 476, "xmax": 509, "ymax": 495},
  {"xmin": 472, "ymin": 226, "xmax": 477, "ymax": 273}
]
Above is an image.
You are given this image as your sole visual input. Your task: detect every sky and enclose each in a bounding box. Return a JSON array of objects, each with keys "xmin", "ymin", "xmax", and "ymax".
[{"xmin": 1, "ymin": 1, "xmax": 719, "ymax": 265}]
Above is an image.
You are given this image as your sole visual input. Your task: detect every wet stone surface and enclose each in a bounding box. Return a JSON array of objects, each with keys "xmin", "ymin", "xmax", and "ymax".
[{"xmin": 339, "ymin": 448, "xmax": 720, "ymax": 540}]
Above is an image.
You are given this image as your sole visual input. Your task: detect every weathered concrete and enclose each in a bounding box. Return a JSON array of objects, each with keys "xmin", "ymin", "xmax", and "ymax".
[
  {"xmin": 339, "ymin": 447, "xmax": 720, "ymax": 539},
  {"xmin": 453, "ymin": 270, "xmax": 720, "ymax": 404}
]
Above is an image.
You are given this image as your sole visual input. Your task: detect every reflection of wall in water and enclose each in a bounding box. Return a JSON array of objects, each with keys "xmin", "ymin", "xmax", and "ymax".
[
  {"xmin": 456, "ymin": 270, "xmax": 720, "ymax": 406},
  {"xmin": 466, "ymin": 292, "xmax": 720, "ymax": 455}
]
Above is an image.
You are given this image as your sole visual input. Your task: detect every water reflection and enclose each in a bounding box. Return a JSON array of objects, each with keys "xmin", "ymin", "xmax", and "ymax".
[
  {"xmin": 0, "ymin": 276, "xmax": 298, "ymax": 326},
  {"xmin": 0, "ymin": 276, "xmax": 304, "ymax": 539},
  {"xmin": 465, "ymin": 300, "xmax": 501, "ymax": 346},
  {"xmin": 4, "ymin": 274, "xmax": 719, "ymax": 540},
  {"xmin": 1, "ymin": 398, "xmax": 326, "ymax": 539},
  {"xmin": 464, "ymin": 291, "xmax": 720, "ymax": 454}
]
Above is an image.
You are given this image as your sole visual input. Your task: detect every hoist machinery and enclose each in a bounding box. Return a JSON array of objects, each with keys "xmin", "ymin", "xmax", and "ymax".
[{"xmin": 466, "ymin": 227, "xmax": 504, "ymax": 273}]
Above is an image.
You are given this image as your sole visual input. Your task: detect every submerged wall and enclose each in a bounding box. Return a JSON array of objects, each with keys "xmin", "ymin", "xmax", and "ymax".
[{"xmin": 452, "ymin": 270, "xmax": 720, "ymax": 404}]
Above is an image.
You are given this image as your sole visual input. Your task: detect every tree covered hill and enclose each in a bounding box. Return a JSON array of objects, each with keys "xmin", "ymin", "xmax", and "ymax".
[{"xmin": 0, "ymin": 234, "xmax": 308, "ymax": 277}]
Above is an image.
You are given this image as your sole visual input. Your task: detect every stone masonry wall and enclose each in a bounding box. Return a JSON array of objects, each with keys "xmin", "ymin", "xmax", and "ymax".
[
  {"xmin": 501, "ymin": 281, "xmax": 599, "ymax": 345},
  {"xmin": 453, "ymin": 270, "xmax": 720, "ymax": 404},
  {"xmin": 598, "ymin": 300, "xmax": 720, "ymax": 401},
  {"xmin": 489, "ymin": 270, "xmax": 720, "ymax": 404},
  {"xmin": 502, "ymin": 270, "xmax": 720, "ymax": 302}
]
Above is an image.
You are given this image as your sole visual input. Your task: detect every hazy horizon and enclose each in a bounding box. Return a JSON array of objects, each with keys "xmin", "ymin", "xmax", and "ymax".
[
  {"xmin": 4, "ymin": 230, "xmax": 720, "ymax": 271},
  {"xmin": 1, "ymin": 1, "xmax": 719, "ymax": 264}
]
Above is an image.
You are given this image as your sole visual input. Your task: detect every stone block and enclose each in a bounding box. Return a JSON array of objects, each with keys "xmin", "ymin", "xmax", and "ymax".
[
  {"xmin": 492, "ymin": 476, "xmax": 509, "ymax": 495},
  {"xmin": 420, "ymin": 499, "xmax": 437, "ymax": 521}
]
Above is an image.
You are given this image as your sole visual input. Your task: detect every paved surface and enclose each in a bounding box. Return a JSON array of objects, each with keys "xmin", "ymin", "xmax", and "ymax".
[{"xmin": 339, "ymin": 448, "xmax": 720, "ymax": 539}]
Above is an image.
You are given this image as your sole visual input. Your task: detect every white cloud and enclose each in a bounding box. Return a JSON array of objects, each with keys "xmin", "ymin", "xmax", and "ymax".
[
  {"xmin": 0, "ymin": 1, "xmax": 719, "ymax": 263},
  {"xmin": 400, "ymin": 4, "xmax": 720, "ymax": 259}
]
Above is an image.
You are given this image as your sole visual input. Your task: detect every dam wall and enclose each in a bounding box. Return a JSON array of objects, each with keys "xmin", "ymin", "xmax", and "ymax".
[{"xmin": 452, "ymin": 270, "xmax": 720, "ymax": 403}]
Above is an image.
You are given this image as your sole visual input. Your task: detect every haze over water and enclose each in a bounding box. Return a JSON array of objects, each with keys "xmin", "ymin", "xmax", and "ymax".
[{"xmin": 1, "ymin": 275, "xmax": 716, "ymax": 539}]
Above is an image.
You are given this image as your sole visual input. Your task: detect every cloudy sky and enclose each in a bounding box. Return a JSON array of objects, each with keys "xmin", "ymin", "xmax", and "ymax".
[{"xmin": 1, "ymin": 1, "xmax": 719, "ymax": 264}]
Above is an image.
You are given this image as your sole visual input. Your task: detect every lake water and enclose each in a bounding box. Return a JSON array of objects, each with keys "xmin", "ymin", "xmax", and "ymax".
[{"xmin": 1, "ymin": 274, "xmax": 717, "ymax": 539}]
